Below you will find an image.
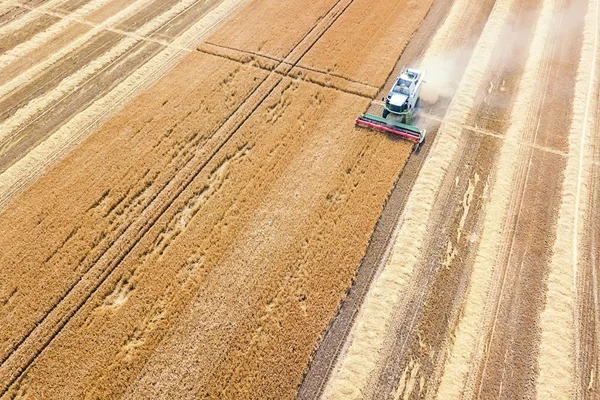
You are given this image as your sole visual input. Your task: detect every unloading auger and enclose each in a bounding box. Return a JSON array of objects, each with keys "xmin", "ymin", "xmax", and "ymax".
[{"xmin": 355, "ymin": 66, "xmax": 427, "ymax": 149}]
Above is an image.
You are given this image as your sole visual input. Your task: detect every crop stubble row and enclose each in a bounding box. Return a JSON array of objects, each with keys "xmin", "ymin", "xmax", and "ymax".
[{"xmin": 0, "ymin": 0, "xmax": 432, "ymax": 397}]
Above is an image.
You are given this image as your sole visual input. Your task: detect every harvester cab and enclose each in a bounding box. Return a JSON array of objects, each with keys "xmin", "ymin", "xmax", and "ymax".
[
  {"xmin": 382, "ymin": 67, "xmax": 424, "ymax": 122},
  {"xmin": 355, "ymin": 66, "xmax": 426, "ymax": 150}
]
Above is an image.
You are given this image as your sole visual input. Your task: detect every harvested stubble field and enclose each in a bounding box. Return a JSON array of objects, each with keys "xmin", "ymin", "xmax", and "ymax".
[{"xmin": 2, "ymin": 0, "xmax": 600, "ymax": 399}]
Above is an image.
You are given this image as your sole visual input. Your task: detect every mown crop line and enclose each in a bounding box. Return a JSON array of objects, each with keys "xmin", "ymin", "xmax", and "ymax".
[
  {"xmin": 0, "ymin": 0, "xmax": 63, "ymax": 37},
  {"xmin": 0, "ymin": 0, "xmax": 119, "ymax": 71},
  {"xmin": 0, "ymin": 0, "xmax": 158, "ymax": 102},
  {"xmin": 0, "ymin": 0, "xmax": 211, "ymax": 152},
  {"xmin": 0, "ymin": 38, "xmax": 150, "ymax": 157},
  {"xmin": 0, "ymin": 0, "xmax": 202, "ymax": 124},
  {"xmin": 11, "ymin": 2, "xmax": 197, "ymax": 54},
  {"xmin": 475, "ymin": 14, "xmax": 564, "ymax": 388}
]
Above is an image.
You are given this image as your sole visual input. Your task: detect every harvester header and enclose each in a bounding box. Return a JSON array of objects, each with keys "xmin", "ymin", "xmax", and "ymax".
[
  {"xmin": 355, "ymin": 66, "xmax": 426, "ymax": 149},
  {"xmin": 355, "ymin": 113, "xmax": 425, "ymax": 144}
]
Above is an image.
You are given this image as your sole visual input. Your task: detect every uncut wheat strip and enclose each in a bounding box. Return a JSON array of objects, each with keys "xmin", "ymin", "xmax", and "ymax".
[
  {"xmin": 0, "ymin": 0, "xmax": 66, "ymax": 38},
  {"xmin": 320, "ymin": 1, "xmax": 516, "ymax": 399},
  {"xmin": 0, "ymin": 0, "xmax": 249, "ymax": 211},
  {"xmin": 536, "ymin": 0, "xmax": 600, "ymax": 398},
  {"xmin": 0, "ymin": 0, "xmax": 156, "ymax": 102},
  {"xmin": 0, "ymin": 0, "xmax": 204, "ymax": 144},
  {"xmin": 435, "ymin": 0, "xmax": 556, "ymax": 398},
  {"xmin": 0, "ymin": 0, "xmax": 115, "ymax": 70}
]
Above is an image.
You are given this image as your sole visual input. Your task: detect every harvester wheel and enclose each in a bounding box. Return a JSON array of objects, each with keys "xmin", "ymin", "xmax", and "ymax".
[{"xmin": 382, "ymin": 109, "xmax": 389, "ymax": 119}]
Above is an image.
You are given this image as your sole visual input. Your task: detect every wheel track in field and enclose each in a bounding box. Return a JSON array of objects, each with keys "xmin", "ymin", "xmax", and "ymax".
[
  {"xmin": 0, "ymin": 0, "xmax": 362, "ymax": 393},
  {"xmin": 571, "ymin": 0, "xmax": 600, "ymax": 395},
  {"xmin": 536, "ymin": 0, "xmax": 599, "ymax": 396},
  {"xmin": 579, "ymin": 104, "xmax": 600, "ymax": 398},
  {"xmin": 573, "ymin": 1, "xmax": 600, "ymax": 395},
  {"xmin": 197, "ymin": 42, "xmax": 379, "ymax": 99}
]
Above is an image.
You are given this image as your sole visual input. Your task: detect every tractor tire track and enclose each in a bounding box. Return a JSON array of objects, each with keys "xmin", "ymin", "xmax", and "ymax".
[
  {"xmin": 574, "ymin": 2, "xmax": 600, "ymax": 394},
  {"xmin": 579, "ymin": 127, "xmax": 600, "ymax": 397}
]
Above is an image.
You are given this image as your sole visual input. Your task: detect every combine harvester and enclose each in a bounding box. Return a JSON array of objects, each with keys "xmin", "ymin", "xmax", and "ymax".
[{"xmin": 356, "ymin": 66, "xmax": 426, "ymax": 149}]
